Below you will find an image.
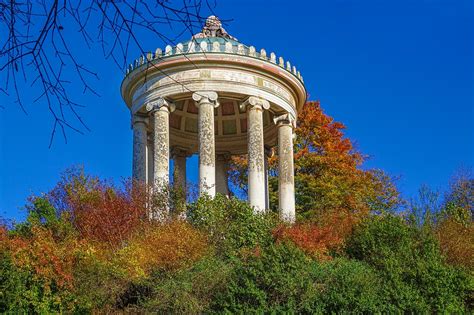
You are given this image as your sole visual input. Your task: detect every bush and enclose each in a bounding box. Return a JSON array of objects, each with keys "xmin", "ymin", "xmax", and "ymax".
[
  {"xmin": 142, "ymin": 257, "xmax": 232, "ymax": 313},
  {"xmin": 115, "ymin": 221, "xmax": 209, "ymax": 279},
  {"xmin": 188, "ymin": 194, "xmax": 277, "ymax": 257},
  {"xmin": 311, "ymin": 258, "xmax": 384, "ymax": 313},
  {"xmin": 212, "ymin": 243, "xmax": 388, "ymax": 313},
  {"xmin": 213, "ymin": 242, "xmax": 320, "ymax": 313},
  {"xmin": 273, "ymin": 210, "xmax": 355, "ymax": 260},
  {"xmin": 0, "ymin": 229, "xmax": 78, "ymax": 313},
  {"xmin": 346, "ymin": 214, "xmax": 471, "ymax": 313}
]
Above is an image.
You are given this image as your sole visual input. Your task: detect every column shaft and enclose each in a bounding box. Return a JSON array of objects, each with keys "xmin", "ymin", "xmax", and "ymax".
[
  {"xmin": 247, "ymin": 105, "xmax": 266, "ymax": 212},
  {"xmin": 242, "ymin": 96, "xmax": 270, "ymax": 213},
  {"xmin": 146, "ymin": 136, "xmax": 154, "ymax": 185},
  {"xmin": 151, "ymin": 107, "xmax": 170, "ymax": 190},
  {"xmin": 173, "ymin": 151, "xmax": 187, "ymax": 193},
  {"xmin": 264, "ymin": 151, "xmax": 270, "ymax": 210},
  {"xmin": 216, "ymin": 154, "xmax": 230, "ymax": 196},
  {"xmin": 132, "ymin": 116, "xmax": 148, "ymax": 182},
  {"xmin": 193, "ymin": 91, "xmax": 218, "ymax": 197},
  {"xmin": 172, "ymin": 148, "xmax": 188, "ymax": 217},
  {"xmin": 277, "ymin": 118, "xmax": 296, "ymax": 222}
]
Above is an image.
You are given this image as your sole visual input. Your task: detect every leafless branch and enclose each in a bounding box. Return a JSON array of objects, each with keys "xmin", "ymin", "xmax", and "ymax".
[{"xmin": 0, "ymin": 0, "xmax": 217, "ymax": 146}]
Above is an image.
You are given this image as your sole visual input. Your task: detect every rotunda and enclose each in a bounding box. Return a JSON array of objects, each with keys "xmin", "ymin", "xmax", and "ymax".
[{"xmin": 121, "ymin": 16, "xmax": 306, "ymax": 222}]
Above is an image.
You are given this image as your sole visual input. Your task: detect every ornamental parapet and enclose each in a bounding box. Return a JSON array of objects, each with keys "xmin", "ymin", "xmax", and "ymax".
[{"xmin": 125, "ymin": 37, "xmax": 304, "ymax": 83}]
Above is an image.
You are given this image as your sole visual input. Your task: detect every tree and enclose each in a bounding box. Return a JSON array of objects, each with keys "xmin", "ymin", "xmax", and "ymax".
[
  {"xmin": 0, "ymin": 0, "xmax": 221, "ymax": 145},
  {"xmin": 229, "ymin": 101, "xmax": 401, "ymax": 221},
  {"xmin": 436, "ymin": 169, "xmax": 473, "ymax": 269}
]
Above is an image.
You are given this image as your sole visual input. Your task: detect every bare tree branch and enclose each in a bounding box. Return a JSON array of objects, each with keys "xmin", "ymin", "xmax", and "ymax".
[{"xmin": 0, "ymin": 0, "xmax": 218, "ymax": 146}]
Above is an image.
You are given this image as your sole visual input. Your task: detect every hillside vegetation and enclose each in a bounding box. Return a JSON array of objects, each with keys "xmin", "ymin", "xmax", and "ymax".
[{"xmin": 1, "ymin": 102, "xmax": 472, "ymax": 313}]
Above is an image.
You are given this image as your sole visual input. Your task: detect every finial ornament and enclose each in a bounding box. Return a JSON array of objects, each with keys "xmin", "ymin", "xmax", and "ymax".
[{"xmin": 193, "ymin": 15, "xmax": 237, "ymax": 41}]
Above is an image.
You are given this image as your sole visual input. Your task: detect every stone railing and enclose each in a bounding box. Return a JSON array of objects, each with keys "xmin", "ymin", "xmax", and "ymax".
[{"xmin": 125, "ymin": 38, "xmax": 304, "ymax": 83}]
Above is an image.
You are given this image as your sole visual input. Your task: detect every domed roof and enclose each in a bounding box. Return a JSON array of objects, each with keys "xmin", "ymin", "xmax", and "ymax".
[{"xmin": 124, "ymin": 15, "xmax": 304, "ymax": 84}]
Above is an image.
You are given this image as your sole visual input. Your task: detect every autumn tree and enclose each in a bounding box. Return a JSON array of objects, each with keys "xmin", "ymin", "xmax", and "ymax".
[
  {"xmin": 436, "ymin": 170, "xmax": 473, "ymax": 269},
  {"xmin": 230, "ymin": 101, "xmax": 401, "ymax": 222}
]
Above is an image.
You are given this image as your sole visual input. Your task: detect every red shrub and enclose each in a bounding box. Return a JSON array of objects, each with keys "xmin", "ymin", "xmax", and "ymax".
[
  {"xmin": 274, "ymin": 210, "xmax": 356, "ymax": 260},
  {"xmin": 70, "ymin": 181, "xmax": 149, "ymax": 248}
]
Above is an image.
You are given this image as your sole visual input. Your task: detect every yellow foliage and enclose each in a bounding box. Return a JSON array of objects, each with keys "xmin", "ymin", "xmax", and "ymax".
[
  {"xmin": 116, "ymin": 221, "xmax": 209, "ymax": 279},
  {"xmin": 437, "ymin": 218, "xmax": 474, "ymax": 269}
]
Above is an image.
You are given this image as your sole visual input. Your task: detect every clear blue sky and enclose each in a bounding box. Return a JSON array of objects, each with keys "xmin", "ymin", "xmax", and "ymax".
[{"xmin": 1, "ymin": 0, "xmax": 473, "ymax": 221}]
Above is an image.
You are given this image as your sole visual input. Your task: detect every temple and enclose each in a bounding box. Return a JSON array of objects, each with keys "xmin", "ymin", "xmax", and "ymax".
[{"xmin": 121, "ymin": 16, "xmax": 306, "ymax": 222}]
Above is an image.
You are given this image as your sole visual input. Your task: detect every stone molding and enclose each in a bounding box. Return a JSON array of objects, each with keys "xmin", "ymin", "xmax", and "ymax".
[{"xmin": 131, "ymin": 71, "xmax": 298, "ymax": 118}]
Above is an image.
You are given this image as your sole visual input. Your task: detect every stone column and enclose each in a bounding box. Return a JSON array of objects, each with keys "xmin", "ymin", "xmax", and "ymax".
[
  {"xmin": 132, "ymin": 115, "xmax": 148, "ymax": 182},
  {"xmin": 264, "ymin": 146, "xmax": 273, "ymax": 210},
  {"xmin": 171, "ymin": 147, "xmax": 188, "ymax": 194},
  {"xmin": 171, "ymin": 147, "xmax": 188, "ymax": 217},
  {"xmin": 146, "ymin": 98, "xmax": 175, "ymax": 192},
  {"xmin": 241, "ymin": 96, "xmax": 270, "ymax": 213},
  {"xmin": 216, "ymin": 153, "xmax": 230, "ymax": 196},
  {"xmin": 146, "ymin": 135, "xmax": 154, "ymax": 185},
  {"xmin": 274, "ymin": 113, "xmax": 296, "ymax": 223},
  {"xmin": 193, "ymin": 91, "xmax": 219, "ymax": 197}
]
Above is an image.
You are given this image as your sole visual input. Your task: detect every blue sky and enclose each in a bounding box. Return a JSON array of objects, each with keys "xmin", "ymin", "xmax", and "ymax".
[{"xmin": 1, "ymin": 0, "xmax": 473, "ymax": 221}]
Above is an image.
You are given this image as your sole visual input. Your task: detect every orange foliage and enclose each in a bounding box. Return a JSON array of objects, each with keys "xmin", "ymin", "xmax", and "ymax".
[
  {"xmin": 273, "ymin": 210, "xmax": 356, "ymax": 260},
  {"xmin": 0, "ymin": 224, "xmax": 7, "ymax": 241},
  {"xmin": 3, "ymin": 226, "xmax": 84, "ymax": 289},
  {"xmin": 296, "ymin": 101, "xmax": 363, "ymax": 167},
  {"xmin": 230, "ymin": 101, "xmax": 400, "ymax": 220},
  {"xmin": 436, "ymin": 218, "xmax": 474, "ymax": 269},
  {"xmin": 117, "ymin": 221, "xmax": 209, "ymax": 279}
]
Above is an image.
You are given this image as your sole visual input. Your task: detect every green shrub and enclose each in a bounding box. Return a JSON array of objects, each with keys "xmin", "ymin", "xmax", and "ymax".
[
  {"xmin": 142, "ymin": 257, "xmax": 232, "ymax": 313},
  {"xmin": 213, "ymin": 242, "xmax": 320, "ymax": 313},
  {"xmin": 188, "ymin": 194, "xmax": 276, "ymax": 257},
  {"xmin": 346, "ymin": 214, "xmax": 471, "ymax": 313},
  {"xmin": 312, "ymin": 258, "xmax": 384, "ymax": 313}
]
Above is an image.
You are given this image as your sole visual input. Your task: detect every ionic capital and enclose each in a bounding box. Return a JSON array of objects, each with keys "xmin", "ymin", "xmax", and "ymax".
[
  {"xmin": 273, "ymin": 113, "xmax": 296, "ymax": 128},
  {"xmin": 192, "ymin": 91, "xmax": 219, "ymax": 108},
  {"xmin": 131, "ymin": 114, "xmax": 149, "ymax": 128},
  {"xmin": 240, "ymin": 96, "xmax": 270, "ymax": 112},
  {"xmin": 171, "ymin": 146, "xmax": 191, "ymax": 158},
  {"xmin": 145, "ymin": 97, "xmax": 175, "ymax": 113}
]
